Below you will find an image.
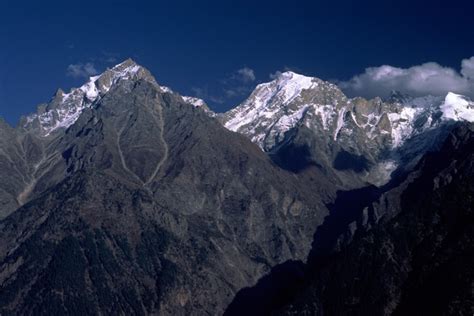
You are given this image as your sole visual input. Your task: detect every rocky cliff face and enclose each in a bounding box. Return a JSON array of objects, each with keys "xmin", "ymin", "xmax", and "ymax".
[{"xmin": 0, "ymin": 61, "xmax": 328, "ymax": 315}]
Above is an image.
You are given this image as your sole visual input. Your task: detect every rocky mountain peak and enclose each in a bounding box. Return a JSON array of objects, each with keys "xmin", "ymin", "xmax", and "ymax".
[
  {"xmin": 220, "ymin": 71, "xmax": 347, "ymax": 150},
  {"xmin": 255, "ymin": 71, "xmax": 343, "ymax": 106},
  {"xmin": 272, "ymin": 71, "xmax": 318, "ymax": 90},
  {"xmin": 114, "ymin": 57, "xmax": 138, "ymax": 69},
  {"xmin": 21, "ymin": 59, "xmax": 177, "ymax": 136},
  {"xmin": 98, "ymin": 58, "xmax": 158, "ymax": 88}
]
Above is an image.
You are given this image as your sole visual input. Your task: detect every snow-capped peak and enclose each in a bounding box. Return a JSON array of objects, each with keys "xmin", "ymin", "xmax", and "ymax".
[
  {"xmin": 441, "ymin": 92, "xmax": 474, "ymax": 122},
  {"xmin": 24, "ymin": 59, "xmax": 160, "ymax": 136},
  {"xmin": 257, "ymin": 71, "xmax": 320, "ymax": 105},
  {"xmin": 222, "ymin": 71, "xmax": 345, "ymax": 150}
]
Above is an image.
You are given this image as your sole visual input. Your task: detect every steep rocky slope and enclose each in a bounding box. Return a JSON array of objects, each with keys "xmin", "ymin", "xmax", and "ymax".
[
  {"xmin": 0, "ymin": 118, "xmax": 48, "ymax": 218},
  {"xmin": 0, "ymin": 60, "xmax": 212, "ymax": 220},
  {"xmin": 0, "ymin": 61, "xmax": 329, "ymax": 315}
]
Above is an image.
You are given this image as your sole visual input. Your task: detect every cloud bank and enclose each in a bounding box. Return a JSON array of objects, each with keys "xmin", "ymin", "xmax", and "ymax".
[
  {"xmin": 66, "ymin": 62, "xmax": 99, "ymax": 79},
  {"xmin": 339, "ymin": 56, "xmax": 474, "ymax": 98}
]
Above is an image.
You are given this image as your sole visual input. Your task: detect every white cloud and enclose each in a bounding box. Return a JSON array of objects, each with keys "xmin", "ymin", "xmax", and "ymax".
[
  {"xmin": 339, "ymin": 56, "xmax": 474, "ymax": 98},
  {"xmin": 235, "ymin": 67, "xmax": 255, "ymax": 82},
  {"xmin": 269, "ymin": 71, "xmax": 282, "ymax": 80},
  {"xmin": 269, "ymin": 66, "xmax": 301, "ymax": 80},
  {"xmin": 66, "ymin": 62, "xmax": 99, "ymax": 78}
]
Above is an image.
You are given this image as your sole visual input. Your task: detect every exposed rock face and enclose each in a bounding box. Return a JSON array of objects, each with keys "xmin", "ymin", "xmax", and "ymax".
[
  {"xmin": 0, "ymin": 118, "xmax": 49, "ymax": 218},
  {"xmin": 0, "ymin": 61, "xmax": 328, "ymax": 315}
]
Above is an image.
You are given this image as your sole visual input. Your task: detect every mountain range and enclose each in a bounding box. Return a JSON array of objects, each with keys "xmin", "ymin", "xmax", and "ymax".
[{"xmin": 0, "ymin": 59, "xmax": 472, "ymax": 315}]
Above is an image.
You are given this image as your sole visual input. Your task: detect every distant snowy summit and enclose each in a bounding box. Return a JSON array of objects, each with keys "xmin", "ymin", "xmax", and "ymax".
[
  {"xmin": 221, "ymin": 71, "xmax": 348, "ymax": 149},
  {"xmin": 219, "ymin": 71, "xmax": 474, "ymax": 186},
  {"xmin": 221, "ymin": 71, "xmax": 474, "ymax": 151}
]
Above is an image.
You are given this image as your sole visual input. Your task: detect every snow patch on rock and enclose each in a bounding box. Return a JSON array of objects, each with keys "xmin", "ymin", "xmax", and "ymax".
[{"xmin": 182, "ymin": 96, "xmax": 205, "ymax": 107}]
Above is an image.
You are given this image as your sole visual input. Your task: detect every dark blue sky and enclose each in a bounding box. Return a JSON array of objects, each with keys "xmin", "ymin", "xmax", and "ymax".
[{"xmin": 1, "ymin": 0, "xmax": 474, "ymax": 125}]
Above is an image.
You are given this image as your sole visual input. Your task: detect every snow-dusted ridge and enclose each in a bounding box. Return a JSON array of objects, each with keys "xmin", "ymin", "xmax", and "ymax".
[
  {"xmin": 224, "ymin": 71, "xmax": 320, "ymax": 131},
  {"xmin": 182, "ymin": 96, "xmax": 206, "ymax": 108},
  {"xmin": 24, "ymin": 59, "xmax": 205, "ymax": 136},
  {"xmin": 24, "ymin": 59, "xmax": 150, "ymax": 136}
]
